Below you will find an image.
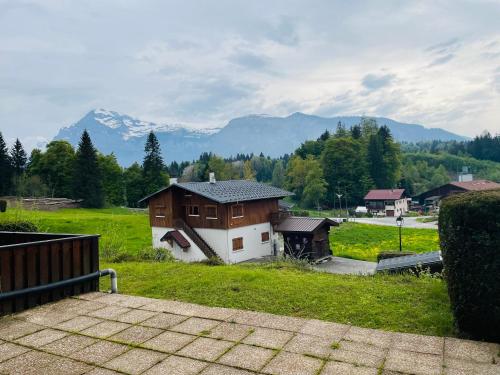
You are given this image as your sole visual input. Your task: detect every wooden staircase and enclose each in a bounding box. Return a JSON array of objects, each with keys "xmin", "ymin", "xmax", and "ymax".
[{"xmin": 173, "ymin": 219, "xmax": 221, "ymax": 261}]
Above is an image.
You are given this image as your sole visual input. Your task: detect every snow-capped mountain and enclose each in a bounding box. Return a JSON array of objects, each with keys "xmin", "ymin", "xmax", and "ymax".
[{"xmin": 54, "ymin": 109, "xmax": 467, "ymax": 166}]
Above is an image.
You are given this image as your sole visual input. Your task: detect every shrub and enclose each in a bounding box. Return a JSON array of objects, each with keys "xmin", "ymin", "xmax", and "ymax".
[
  {"xmin": 439, "ymin": 189, "xmax": 500, "ymax": 342},
  {"xmin": 292, "ymin": 210, "xmax": 310, "ymax": 217},
  {"xmin": 377, "ymin": 251, "xmax": 416, "ymax": 262},
  {"xmin": 0, "ymin": 220, "xmax": 38, "ymax": 232},
  {"xmin": 0, "ymin": 200, "xmax": 6, "ymax": 212},
  {"xmin": 138, "ymin": 246, "xmax": 176, "ymax": 262}
]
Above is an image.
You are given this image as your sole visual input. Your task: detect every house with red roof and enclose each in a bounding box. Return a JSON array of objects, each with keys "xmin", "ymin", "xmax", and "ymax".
[{"xmin": 364, "ymin": 189, "xmax": 409, "ymax": 217}]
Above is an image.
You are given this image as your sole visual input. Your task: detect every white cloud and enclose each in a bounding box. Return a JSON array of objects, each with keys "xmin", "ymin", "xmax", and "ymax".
[{"xmin": 1, "ymin": 0, "xmax": 500, "ymax": 150}]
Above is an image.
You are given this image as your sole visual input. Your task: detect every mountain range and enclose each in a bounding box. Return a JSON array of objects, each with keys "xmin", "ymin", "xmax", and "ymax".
[{"xmin": 54, "ymin": 109, "xmax": 468, "ymax": 166}]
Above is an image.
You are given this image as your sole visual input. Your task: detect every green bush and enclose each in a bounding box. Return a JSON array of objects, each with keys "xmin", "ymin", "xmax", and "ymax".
[
  {"xmin": 439, "ymin": 189, "xmax": 500, "ymax": 342},
  {"xmin": 0, "ymin": 200, "xmax": 6, "ymax": 212},
  {"xmin": 138, "ymin": 246, "xmax": 176, "ymax": 262},
  {"xmin": 377, "ymin": 251, "xmax": 416, "ymax": 262},
  {"xmin": 0, "ymin": 220, "xmax": 38, "ymax": 232},
  {"xmin": 291, "ymin": 210, "xmax": 310, "ymax": 217}
]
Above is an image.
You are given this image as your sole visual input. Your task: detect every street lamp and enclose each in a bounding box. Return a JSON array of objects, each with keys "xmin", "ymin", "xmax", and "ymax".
[{"xmin": 396, "ymin": 215, "xmax": 404, "ymax": 252}]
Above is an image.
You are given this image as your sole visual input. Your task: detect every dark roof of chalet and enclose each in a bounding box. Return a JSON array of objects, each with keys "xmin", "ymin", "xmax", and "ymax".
[
  {"xmin": 275, "ymin": 216, "xmax": 339, "ymax": 233},
  {"xmin": 278, "ymin": 200, "xmax": 295, "ymax": 210},
  {"xmin": 448, "ymin": 180, "xmax": 500, "ymax": 191},
  {"xmin": 160, "ymin": 230, "xmax": 190, "ymax": 249},
  {"xmin": 139, "ymin": 180, "xmax": 294, "ymax": 204},
  {"xmin": 364, "ymin": 189, "xmax": 405, "ymax": 201}
]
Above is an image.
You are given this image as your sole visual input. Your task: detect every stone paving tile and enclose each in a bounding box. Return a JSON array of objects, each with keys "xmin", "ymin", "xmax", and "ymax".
[
  {"xmin": 55, "ymin": 316, "xmax": 103, "ymax": 332},
  {"xmin": 92, "ymin": 293, "xmax": 131, "ymax": 306},
  {"xmin": 75, "ymin": 292, "xmax": 105, "ymax": 301},
  {"xmin": 242, "ymin": 326, "xmax": 294, "ymax": 349},
  {"xmin": 188, "ymin": 304, "xmax": 238, "ymax": 321},
  {"xmin": 262, "ymin": 351, "xmax": 323, "ymax": 375},
  {"xmin": 299, "ymin": 319, "xmax": 350, "ymax": 340},
  {"xmin": 231, "ymin": 310, "xmax": 306, "ymax": 332},
  {"xmin": 218, "ymin": 343, "xmax": 275, "ymax": 371},
  {"xmin": 79, "ymin": 320, "xmax": 131, "ymax": 338},
  {"xmin": 142, "ymin": 330, "xmax": 196, "ymax": 353},
  {"xmin": 344, "ymin": 326, "xmax": 395, "ymax": 349},
  {"xmin": 0, "ymin": 350, "xmax": 57, "ymax": 374},
  {"xmin": 20, "ymin": 308, "xmax": 79, "ymax": 327},
  {"xmin": 339, "ymin": 339, "xmax": 388, "ymax": 358},
  {"xmin": 35, "ymin": 356, "xmax": 93, "ymax": 375},
  {"xmin": 200, "ymin": 364, "xmax": 255, "ymax": 375},
  {"xmin": 393, "ymin": 332, "xmax": 444, "ymax": 355},
  {"xmin": 85, "ymin": 368, "xmax": 123, "ymax": 375},
  {"xmin": 321, "ymin": 361, "xmax": 379, "ymax": 375},
  {"xmin": 41, "ymin": 334, "xmax": 97, "ymax": 356},
  {"xmin": 139, "ymin": 299, "xmax": 178, "ymax": 313},
  {"xmin": 444, "ymin": 337, "xmax": 495, "ymax": 363},
  {"xmin": 143, "ymin": 355, "xmax": 209, "ymax": 375},
  {"xmin": 177, "ymin": 337, "xmax": 235, "ymax": 362},
  {"xmin": 329, "ymin": 346, "xmax": 384, "ymax": 368},
  {"xmin": 0, "ymin": 342, "xmax": 30, "ymax": 362},
  {"xmin": 87, "ymin": 305, "xmax": 132, "ymax": 320},
  {"xmin": 170, "ymin": 317, "xmax": 220, "ymax": 335},
  {"xmin": 443, "ymin": 356, "xmax": 500, "ymax": 375},
  {"xmin": 113, "ymin": 295, "xmax": 156, "ymax": 309},
  {"xmin": 108, "ymin": 325, "xmax": 163, "ymax": 345},
  {"xmin": 385, "ymin": 348, "xmax": 443, "ymax": 375},
  {"xmin": 208, "ymin": 322, "xmax": 254, "ymax": 342},
  {"xmin": 104, "ymin": 348, "xmax": 166, "ymax": 375},
  {"xmin": 0, "ymin": 319, "xmax": 43, "ymax": 340},
  {"xmin": 114, "ymin": 308, "xmax": 158, "ymax": 324},
  {"xmin": 15, "ymin": 328, "xmax": 68, "ymax": 348},
  {"xmin": 284, "ymin": 333, "xmax": 337, "ymax": 358},
  {"xmin": 140, "ymin": 312, "xmax": 188, "ymax": 329},
  {"xmin": 70, "ymin": 340, "xmax": 130, "ymax": 364}
]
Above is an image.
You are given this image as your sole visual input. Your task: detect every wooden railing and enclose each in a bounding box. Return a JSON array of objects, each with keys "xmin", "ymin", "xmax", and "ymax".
[
  {"xmin": 173, "ymin": 219, "xmax": 220, "ymax": 260},
  {"xmin": 0, "ymin": 232, "xmax": 99, "ymax": 315}
]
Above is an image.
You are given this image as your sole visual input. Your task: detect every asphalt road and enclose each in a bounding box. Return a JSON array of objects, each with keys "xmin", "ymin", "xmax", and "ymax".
[{"xmin": 344, "ymin": 216, "xmax": 438, "ymax": 229}]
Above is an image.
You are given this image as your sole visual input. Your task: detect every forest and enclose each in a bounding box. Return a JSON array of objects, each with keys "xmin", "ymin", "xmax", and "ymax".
[{"xmin": 0, "ymin": 118, "xmax": 498, "ymax": 209}]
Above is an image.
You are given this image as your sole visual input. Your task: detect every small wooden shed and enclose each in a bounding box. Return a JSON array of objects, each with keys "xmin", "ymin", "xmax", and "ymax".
[{"xmin": 274, "ymin": 217, "xmax": 338, "ymax": 261}]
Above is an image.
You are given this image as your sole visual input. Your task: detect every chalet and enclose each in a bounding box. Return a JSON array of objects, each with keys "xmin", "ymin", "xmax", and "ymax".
[
  {"xmin": 417, "ymin": 180, "xmax": 500, "ymax": 211},
  {"xmin": 364, "ymin": 189, "xmax": 409, "ymax": 217},
  {"xmin": 139, "ymin": 176, "xmax": 296, "ymax": 263},
  {"xmin": 275, "ymin": 217, "xmax": 338, "ymax": 261}
]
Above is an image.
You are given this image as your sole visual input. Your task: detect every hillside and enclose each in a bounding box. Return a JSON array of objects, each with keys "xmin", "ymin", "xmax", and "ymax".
[{"xmin": 54, "ymin": 109, "xmax": 467, "ymax": 165}]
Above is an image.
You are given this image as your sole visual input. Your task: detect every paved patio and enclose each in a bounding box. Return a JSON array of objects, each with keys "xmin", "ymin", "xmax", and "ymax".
[{"xmin": 0, "ymin": 293, "xmax": 498, "ymax": 375}]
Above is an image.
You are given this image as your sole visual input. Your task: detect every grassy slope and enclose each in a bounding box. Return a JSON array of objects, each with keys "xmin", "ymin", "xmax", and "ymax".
[
  {"xmin": 101, "ymin": 261, "xmax": 453, "ymax": 337},
  {"xmin": 331, "ymin": 223, "xmax": 439, "ymax": 261},
  {"xmin": 1, "ymin": 207, "xmax": 151, "ymax": 256}
]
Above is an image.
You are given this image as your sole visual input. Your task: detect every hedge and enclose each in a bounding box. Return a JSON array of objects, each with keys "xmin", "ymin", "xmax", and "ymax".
[
  {"xmin": 439, "ymin": 189, "xmax": 500, "ymax": 342},
  {"xmin": 0, "ymin": 221, "xmax": 38, "ymax": 232}
]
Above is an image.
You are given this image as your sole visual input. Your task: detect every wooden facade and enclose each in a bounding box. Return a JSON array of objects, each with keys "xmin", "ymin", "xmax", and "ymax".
[
  {"xmin": 283, "ymin": 225, "xmax": 332, "ymax": 261},
  {"xmin": 148, "ymin": 186, "xmax": 279, "ymax": 230},
  {"xmin": 0, "ymin": 232, "xmax": 99, "ymax": 315}
]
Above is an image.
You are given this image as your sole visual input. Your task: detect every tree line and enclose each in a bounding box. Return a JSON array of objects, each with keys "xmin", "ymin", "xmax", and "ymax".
[{"xmin": 0, "ymin": 130, "xmax": 168, "ymax": 208}]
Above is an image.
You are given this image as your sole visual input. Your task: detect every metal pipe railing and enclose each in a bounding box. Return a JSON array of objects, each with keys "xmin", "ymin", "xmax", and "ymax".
[{"xmin": 0, "ymin": 268, "xmax": 117, "ymax": 302}]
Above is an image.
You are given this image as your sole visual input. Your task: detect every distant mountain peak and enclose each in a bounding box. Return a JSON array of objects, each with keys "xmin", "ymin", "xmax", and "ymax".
[{"xmin": 54, "ymin": 110, "xmax": 467, "ymax": 166}]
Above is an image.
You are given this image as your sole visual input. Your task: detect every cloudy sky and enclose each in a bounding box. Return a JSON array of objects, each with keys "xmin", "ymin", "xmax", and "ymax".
[{"xmin": 1, "ymin": 0, "xmax": 499, "ymax": 149}]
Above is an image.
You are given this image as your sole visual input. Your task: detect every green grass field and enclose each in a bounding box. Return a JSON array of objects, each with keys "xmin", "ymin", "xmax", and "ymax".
[
  {"xmin": 1, "ymin": 207, "xmax": 452, "ymax": 336},
  {"xmin": 1, "ymin": 207, "xmax": 439, "ymax": 261},
  {"xmin": 100, "ymin": 261, "xmax": 453, "ymax": 336},
  {"xmin": 331, "ymin": 223, "xmax": 439, "ymax": 261}
]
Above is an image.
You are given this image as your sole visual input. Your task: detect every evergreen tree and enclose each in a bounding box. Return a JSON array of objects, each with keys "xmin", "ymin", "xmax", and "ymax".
[
  {"xmin": 10, "ymin": 139, "xmax": 27, "ymax": 176},
  {"xmin": 271, "ymin": 160, "xmax": 285, "ymax": 187},
  {"xmin": 98, "ymin": 153, "xmax": 124, "ymax": 206},
  {"xmin": 73, "ymin": 130, "xmax": 104, "ymax": 207},
  {"xmin": 142, "ymin": 131, "xmax": 169, "ymax": 195},
  {"xmin": 0, "ymin": 132, "xmax": 12, "ymax": 195},
  {"xmin": 124, "ymin": 162, "xmax": 144, "ymax": 207},
  {"xmin": 36, "ymin": 141, "xmax": 75, "ymax": 197},
  {"xmin": 350, "ymin": 125, "xmax": 362, "ymax": 139}
]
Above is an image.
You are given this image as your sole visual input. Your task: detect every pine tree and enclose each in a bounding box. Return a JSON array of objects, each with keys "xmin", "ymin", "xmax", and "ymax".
[
  {"xmin": 10, "ymin": 139, "xmax": 27, "ymax": 176},
  {"xmin": 142, "ymin": 131, "xmax": 168, "ymax": 195},
  {"xmin": 0, "ymin": 132, "xmax": 13, "ymax": 195},
  {"xmin": 73, "ymin": 130, "xmax": 104, "ymax": 207}
]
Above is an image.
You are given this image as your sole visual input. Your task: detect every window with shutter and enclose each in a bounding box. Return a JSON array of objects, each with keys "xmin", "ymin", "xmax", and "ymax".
[{"xmin": 232, "ymin": 237, "xmax": 243, "ymax": 251}]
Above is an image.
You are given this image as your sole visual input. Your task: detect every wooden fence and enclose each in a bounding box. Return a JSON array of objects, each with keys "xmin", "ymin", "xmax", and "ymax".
[{"xmin": 0, "ymin": 232, "xmax": 99, "ymax": 315}]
